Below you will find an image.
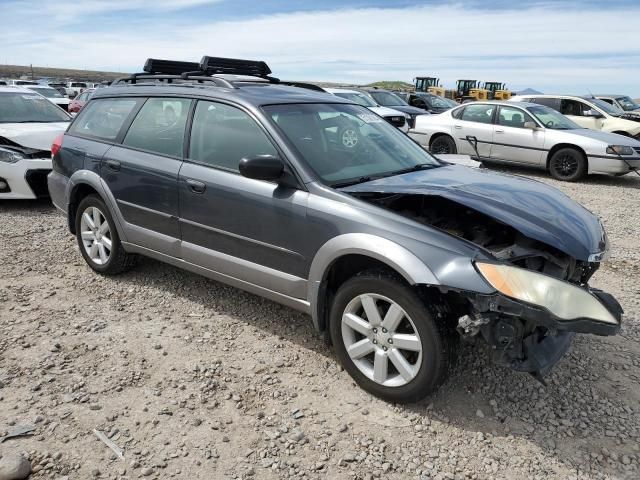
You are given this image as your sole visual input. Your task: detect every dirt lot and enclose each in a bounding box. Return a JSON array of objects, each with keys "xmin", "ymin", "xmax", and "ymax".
[{"xmin": 1, "ymin": 165, "xmax": 639, "ymax": 480}]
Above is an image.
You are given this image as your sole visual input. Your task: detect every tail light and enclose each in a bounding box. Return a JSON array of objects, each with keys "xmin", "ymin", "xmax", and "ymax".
[{"xmin": 51, "ymin": 134, "xmax": 64, "ymax": 157}]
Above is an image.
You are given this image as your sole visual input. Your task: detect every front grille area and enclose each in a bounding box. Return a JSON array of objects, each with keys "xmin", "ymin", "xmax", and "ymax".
[
  {"xmin": 25, "ymin": 169, "xmax": 51, "ymax": 197},
  {"xmin": 385, "ymin": 115, "xmax": 406, "ymax": 128}
]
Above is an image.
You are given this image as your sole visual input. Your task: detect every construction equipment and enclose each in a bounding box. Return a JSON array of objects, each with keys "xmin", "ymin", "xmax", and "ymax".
[
  {"xmin": 414, "ymin": 77, "xmax": 445, "ymax": 97},
  {"xmin": 482, "ymin": 81, "xmax": 512, "ymax": 100},
  {"xmin": 444, "ymin": 80, "xmax": 488, "ymax": 103}
]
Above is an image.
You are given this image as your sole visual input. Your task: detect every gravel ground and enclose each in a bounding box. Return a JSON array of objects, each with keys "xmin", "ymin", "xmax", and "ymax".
[{"xmin": 0, "ymin": 165, "xmax": 639, "ymax": 480}]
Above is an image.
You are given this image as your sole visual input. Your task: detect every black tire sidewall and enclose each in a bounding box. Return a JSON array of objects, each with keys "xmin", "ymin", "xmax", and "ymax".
[
  {"xmin": 549, "ymin": 148, "xmax": 586, "ymax": 181},
  {"xmin": 329, "ymin": 274, "xmax": 447, "ymax": 403},
  {"xmin": 75, "ymin": 195, "xmax": 122, "ymax": 273},
  {"xmin": 430, "ymin": 135, "xmax": 457, "ymax": 155}
]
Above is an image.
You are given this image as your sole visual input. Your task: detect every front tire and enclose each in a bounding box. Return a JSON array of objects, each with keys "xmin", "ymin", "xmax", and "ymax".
[
  {"xmin": 548, "ymin": 148, "xmax": 586, "ymax": 181},
  {"xmin": 430, "ymin": 135, "xmax": 457, "ymax": 155},
  {"xmin": 329, "ymin": 271, "xmax": 452, "ymax": 403},
  {"xmin": 75, "ymin": 194, "xmax": 136, "ymax": 275}
]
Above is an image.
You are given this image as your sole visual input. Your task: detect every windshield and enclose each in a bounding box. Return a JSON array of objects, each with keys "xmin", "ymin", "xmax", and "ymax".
[
  {"xmin": 616, "ymin": 96, "xmax": 640, "ymax": 112},
  {"xmin": 527, "ymin": 105, "xmax": 580, "ymax": 130},
  {"xmin": 420, "ymin": 94, "xmax": 457, "ymax": 109},
  {"xmin": 0, "ymin": 92, "xmax": 70, "ymax": 123},
  {"xmin": 587, "ymin": 98, "xmax": 623, "ymax": 116},
  {"xmin": 28, "ymin": 87, "xmax": 64, "ymax": 98},
  {"xmin": 332, "ymin": 92, "xmax": 377, "ymax": 108},
  {"xmin": 370, "ymin": 91, "xmax": 407, "ymax": 107},
  {"xmin": 264, "ymin": 103, "xmax": 440, "ymax": 186}
]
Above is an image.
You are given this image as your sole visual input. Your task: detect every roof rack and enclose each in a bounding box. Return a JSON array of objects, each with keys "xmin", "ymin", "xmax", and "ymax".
[{"xmin": 114, "ymin": 57, "xmax": 332, "ymax": 92}]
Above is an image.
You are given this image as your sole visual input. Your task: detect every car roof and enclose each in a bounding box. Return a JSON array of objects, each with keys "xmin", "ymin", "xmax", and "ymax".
[
  {"xmin": 324, "ymin": 88, "xmax": 363, "ymax": 95},
  {"xmin": 25, "ymin": 85, "xmax": 55, "ymax": 89},
  {"xmin": 92, "ymin": 82, "xmax": 348, "ymax": 107},
  {"xmin": 458, "ymin": 100, "xmax": 539, "ymax": 108},
  {"xmin": 594, "ymin": 94, "xmax": 626, "ymax": 98}
]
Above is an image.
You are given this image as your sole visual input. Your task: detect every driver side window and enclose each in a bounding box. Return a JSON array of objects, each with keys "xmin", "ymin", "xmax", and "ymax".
[
  {"xmin": 560, "ymin": 100, "xmax": 593, "ymax": 117},
  {"xmin": 497, "ymin": 106, "xmax": 534, "ymax": 128}
]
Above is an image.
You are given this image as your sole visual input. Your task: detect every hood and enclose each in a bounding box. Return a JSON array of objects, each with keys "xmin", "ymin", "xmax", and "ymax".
[
  {"xmin": 562, "ymin": 128, "xmax": 640, "ymax": 146},
  {"xmin": 369, "ymin": 106, "xmax": 406, "ymax": 118},
  {"xmin": 340, "ymin": 164, "xmax": 606, "ymax": 262},
  {"xmin": 382, "ymin": 105, "xmax": 426, "ymax": 115},
  {"xmin": 0, "ymin": 122, "xmax": 69, "ymax": 150}
]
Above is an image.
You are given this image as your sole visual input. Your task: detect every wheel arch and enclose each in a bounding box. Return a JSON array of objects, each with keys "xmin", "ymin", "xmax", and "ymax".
[
  {"xmin": 67, "ymin": 170, "xmax": 126, "ymax": 240},
  {"xmin": 307, "ymin": 234, "xmax": 439, "ymax": 332},
  {"xmin": 546, "ymin": 143, "xmax": 588, "ymax": 170}
]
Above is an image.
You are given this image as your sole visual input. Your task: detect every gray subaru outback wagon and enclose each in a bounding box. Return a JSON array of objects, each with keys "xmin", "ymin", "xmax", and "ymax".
[{"xmin": 48, "ymin": 57, "xmax": 622, "ymax": 402}]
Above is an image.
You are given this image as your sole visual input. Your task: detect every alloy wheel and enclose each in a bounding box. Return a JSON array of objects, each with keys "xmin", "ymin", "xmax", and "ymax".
[
  {"xmin": 341, "ymin": 293, "xmax": 422, "ymax": 387},
  {"xmin": 554, "ymin": 153, "xmax": 578, "ymax": 178},
  {"xmin": 80, "ymin": 206, "xmax": 112, "ymax": 265}
]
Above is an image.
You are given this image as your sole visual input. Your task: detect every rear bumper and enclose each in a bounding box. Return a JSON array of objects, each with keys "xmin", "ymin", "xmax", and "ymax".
[
  {"xmin": 588, "ymin": 155, "xmax": 640, "ymax": 174},
  {"xmin": 0, "ymin": 158, "xmax": 52, "ymax": 199},
  {"xmin": 47, "ymin": 170, "xmax": 70, "ymax": 213}
]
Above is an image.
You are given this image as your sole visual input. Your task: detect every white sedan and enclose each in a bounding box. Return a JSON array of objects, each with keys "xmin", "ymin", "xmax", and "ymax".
[
  {"xmin": 25, "ymin": 85, "xmax": 71, "ymax": 112},
  {"xmin": 0, "ymin": 87, "xmax": 71, "ymax": 199},
  {"xmin": 409, "ymin": 101, "xmax": 640, "ymax": 181}
]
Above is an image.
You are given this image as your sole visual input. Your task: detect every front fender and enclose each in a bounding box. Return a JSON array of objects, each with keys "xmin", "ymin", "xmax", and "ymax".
[{"xmin": 307, "ymin": 233, "xmax": 440, "ymax": 330}]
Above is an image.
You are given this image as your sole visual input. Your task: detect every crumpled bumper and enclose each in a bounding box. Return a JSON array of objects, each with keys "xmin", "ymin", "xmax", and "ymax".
[{"xmin": 467, "ymin": 288, "xmax": 622, "ymax": 377}]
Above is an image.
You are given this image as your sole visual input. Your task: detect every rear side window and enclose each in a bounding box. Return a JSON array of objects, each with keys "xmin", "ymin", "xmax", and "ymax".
[
  {"xmin": 532, "ymin": 97, "xmax": 561, "ymax": 111},
  {"xmin": 188, "ymin": 101, "xmax": 277, "ymax": 172},
  {"xmin": 123, "ymin": 98, "xmax": 192, "ymax": 157},
  {"xmin": 460, "ymin": 104, "xmax": 494, "ymax": 124},
  {"xmin": 69, "ymin": 98, "xmax": 138, "ymax": 140}
]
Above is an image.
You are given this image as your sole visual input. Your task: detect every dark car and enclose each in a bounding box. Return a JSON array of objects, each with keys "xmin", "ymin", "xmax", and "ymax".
[
  {"xmin": 399, "ymin": 92, "xmax": 458, "ymax": 114},
  {"xmin": 48, "ymin": 56, "xmax": 622, "ymax": 403},
  {"xmin": 356, "ymin": 88, "xmax": 427, "ymax": 128}
]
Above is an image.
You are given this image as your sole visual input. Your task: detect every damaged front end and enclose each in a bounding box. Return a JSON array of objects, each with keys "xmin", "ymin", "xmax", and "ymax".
[{"xmin": 342, "ymin": 169, "xmax": 623, "ymax": 380}]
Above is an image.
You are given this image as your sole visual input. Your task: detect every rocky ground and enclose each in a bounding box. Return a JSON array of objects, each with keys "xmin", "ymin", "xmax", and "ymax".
[{"xmin": 0, "ymin": 165, "xmax": 639, "ymax": 480}]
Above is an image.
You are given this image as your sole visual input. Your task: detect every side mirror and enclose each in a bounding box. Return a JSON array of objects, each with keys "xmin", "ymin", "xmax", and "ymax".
[
  {"xmin": 239, "ymin": 155, "xmax": 284, "ymax": 181},
  {"xmin": 524, "ymin": 121, "xmax": 538, "ymax": 130},
  {"xmin": 583, "ymin": 109, "xmax": 603, "ymax": 118}
]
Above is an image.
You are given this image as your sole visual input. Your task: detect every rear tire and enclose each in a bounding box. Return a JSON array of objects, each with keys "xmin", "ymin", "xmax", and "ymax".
[
  {"xmin": 548, "ymin": 148, "xmax": 586, "ymax": 182},
  {"xmin": 329, "ymin": 271, "xmax": 452, "ymax": 403},
  {"xmin": 75, "ymin": 194, "xmax": 136, "ymax": 275},
  {"xmin": 430, "ymin": 135, "xmax": 457, "ymax": 155}
]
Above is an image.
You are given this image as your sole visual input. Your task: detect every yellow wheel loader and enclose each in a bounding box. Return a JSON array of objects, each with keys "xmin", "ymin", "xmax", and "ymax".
[
  {"xmin": 483, "ymin": 82, "xmax": 512, "ymax": 100},
  {"xmin": 414, "ymin": 77, "xmax": 445, "ymax": 97}
]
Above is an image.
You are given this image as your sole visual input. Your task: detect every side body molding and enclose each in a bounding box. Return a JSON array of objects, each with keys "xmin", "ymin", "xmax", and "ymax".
[{"xmin": 307, "ymin": 233, "xmax": 440, "ymax": 330}]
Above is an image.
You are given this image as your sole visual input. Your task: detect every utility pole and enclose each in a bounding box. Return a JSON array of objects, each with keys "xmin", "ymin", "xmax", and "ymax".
[{"xmin": 30, "ymin": 63, "xmax": 34, "ymax": 80}]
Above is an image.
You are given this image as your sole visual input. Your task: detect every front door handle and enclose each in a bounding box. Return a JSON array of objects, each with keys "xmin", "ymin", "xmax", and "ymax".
[
  {"xmin": 454, "ymin": 125, "xmax": 462, "ymax": 129},
  {"xmin": 106, "ymin": 159, "xmax": 121, "ymax": 171},
  {"xmin": 186, "ymin": 179, "xmax": 206, "ymax": 194},
  {"xmin": 495, "ymin": 129, "xmax": 505, "ymax": 133}
]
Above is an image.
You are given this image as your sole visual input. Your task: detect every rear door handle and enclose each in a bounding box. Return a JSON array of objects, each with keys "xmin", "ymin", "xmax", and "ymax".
[
  {"xmin": 106, "ymin": 159, "xmax": 121, "ymax": 171},
  {"xmin": 495, "ymin": 129, "xmax": 504, "ymax": 133},
  {"xmin": 454, "ymin": 125, "xmax": 462, "ymax": 129},
  {"xmin": 186, "ymin": 178, "xmax": 206, "ymax": 194}
]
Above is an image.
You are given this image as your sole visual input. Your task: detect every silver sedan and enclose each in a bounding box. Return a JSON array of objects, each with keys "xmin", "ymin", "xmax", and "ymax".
[{"xmin": 409, "ymin": 100, "xmax": 640, "ymax": 181}]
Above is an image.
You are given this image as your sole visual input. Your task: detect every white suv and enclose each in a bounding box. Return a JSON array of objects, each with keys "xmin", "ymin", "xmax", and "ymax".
[{"xmin": 511, "ymin": 94, "xmax": 640, "ymax": 139}]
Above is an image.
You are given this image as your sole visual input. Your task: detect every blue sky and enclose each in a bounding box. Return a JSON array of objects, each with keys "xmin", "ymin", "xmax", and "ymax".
[{"xmin": 1, "ymin": 0, "xmax": 639, "ymax": 94}]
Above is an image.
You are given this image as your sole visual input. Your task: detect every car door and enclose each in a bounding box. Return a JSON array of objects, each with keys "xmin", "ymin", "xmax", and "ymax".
[
  {"xmin": 453, "ymin": 104, "xmax": 495, "ymax": 158},
  {"xmin": 101, "ymin": 97, "xmax": 192, "ymax": 257},
  {"xmin": 491, "ymin": 105, "xmax": 545, "ymax": 165},
  {"xmin": 178, "ymin": 100, "xmax": 309, "ymax": 299}
]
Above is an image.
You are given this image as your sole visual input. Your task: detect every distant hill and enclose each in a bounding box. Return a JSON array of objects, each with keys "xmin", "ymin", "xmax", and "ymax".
[
  {"xmin": 0, "ymin": 64, "xmax": 126, "ymax": 82},
  {"xmin": 517, "ymin": 88, "xmax": 543, "ymax": 95},
  {"xmin": 366, "ymin": 80, "xmax": 414, "ymax": 91}
]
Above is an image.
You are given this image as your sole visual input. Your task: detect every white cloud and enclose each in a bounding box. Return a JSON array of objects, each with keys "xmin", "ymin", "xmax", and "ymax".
[{"xmin": 1, "ymin": 2, "xmax": 639, "ymax": 93}]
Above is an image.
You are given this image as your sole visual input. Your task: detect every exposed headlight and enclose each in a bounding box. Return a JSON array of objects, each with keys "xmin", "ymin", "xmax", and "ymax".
[
  {"xmin": 475, "ymin": 262, "xmax": 618, "ymax": 325},
  {"xmin": 606, "ymin": 145, "xmax": 634, "ymax": 155},
  {"xmin": 0, "ymin": 147, "xmax": 26, "ymax": 163}
]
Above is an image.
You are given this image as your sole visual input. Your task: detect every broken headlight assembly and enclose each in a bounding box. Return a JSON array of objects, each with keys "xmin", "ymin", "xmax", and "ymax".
[
  {"xmin": 475, "ymin": 261, "xmax": 618, "ymax": 325},
  {"xmin": 0, "ymin": 147, "xmax": 25, "ymax": 164}
]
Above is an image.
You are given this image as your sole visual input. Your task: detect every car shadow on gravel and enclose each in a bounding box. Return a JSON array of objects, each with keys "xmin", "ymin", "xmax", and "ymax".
[
  {"xmin": 0, "ymin": 197, "xmax": 56, "ymax": 213},
  {"xmin": 113, "ymin": 256, "xmax": 637, "ymax": 479}
]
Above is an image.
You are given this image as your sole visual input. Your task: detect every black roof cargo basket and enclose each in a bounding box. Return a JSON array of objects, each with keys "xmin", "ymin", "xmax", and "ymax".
[
  {"xmin": 199, "ymin": 56, "xmax": 276, "ymax": 80},
  {"xmin": 114, "ymin": 56, "xmax": 293, "ymax": 87},
  {"xmin": 143, "ymin": 59, "xmax": 201, "ymax": 75}
]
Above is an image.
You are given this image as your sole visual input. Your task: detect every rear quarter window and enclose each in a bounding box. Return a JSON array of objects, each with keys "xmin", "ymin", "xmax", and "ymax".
[{"xmin": 69, "ymin": 98, "xmax": 140, "ymax": 141}]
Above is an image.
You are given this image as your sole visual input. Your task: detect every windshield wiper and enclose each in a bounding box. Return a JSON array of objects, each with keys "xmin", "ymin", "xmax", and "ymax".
[
  {"xmin": 389, "ymin": 163, "xmax": 438, "ymax": 176},
  {"xmin": 332, "ymin": 176, "xmax": 373, "ymax": 188}
]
